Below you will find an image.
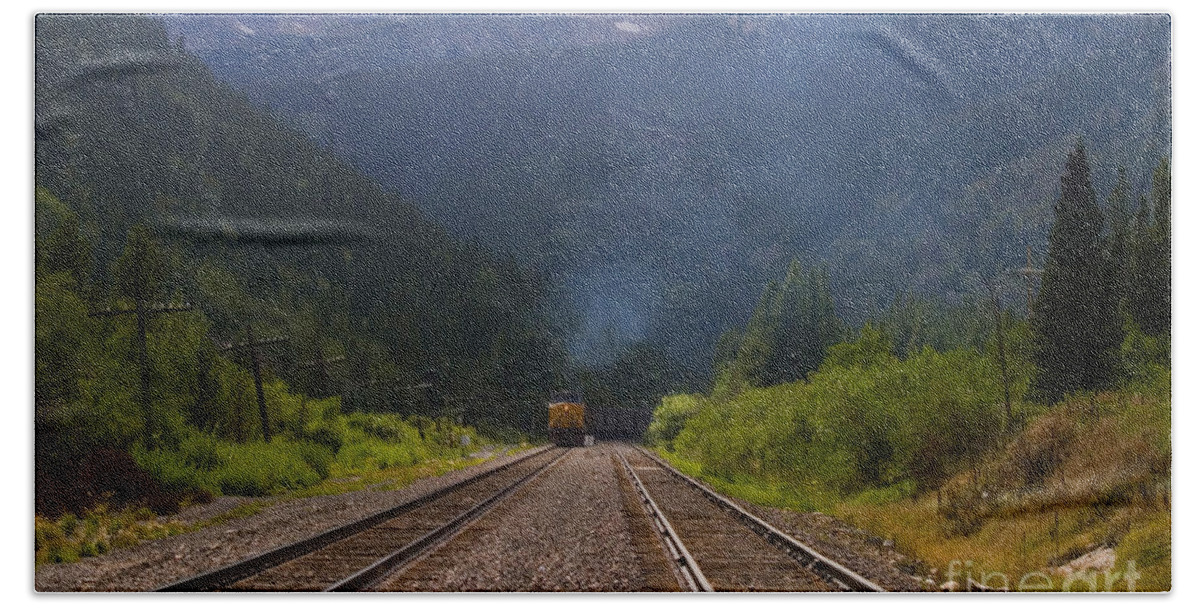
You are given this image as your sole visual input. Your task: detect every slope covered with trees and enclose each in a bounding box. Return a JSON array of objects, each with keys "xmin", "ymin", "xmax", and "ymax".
[
  {"xmin": 35, "ymin": 15, "xmax": 569, "ymax": 525},
  {"xmin": 163, "ymin": 14, "xmax": 1171, "ymax": 376},
  {"xmin": 647, "ymin": 143, "xmax": 1171, "ymax": 590}
]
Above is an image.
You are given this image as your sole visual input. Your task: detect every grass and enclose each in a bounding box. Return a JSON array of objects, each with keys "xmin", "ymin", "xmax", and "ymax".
[
  {"xmin": 654, "ymin": 383, "xmax": 1171, "ymax": 592},
  {"xmin": 838, "ymin": 492, "xmax": 1168, "ymax": 591},
  {"xmin": 36, "ymin": 442, "xmax": 529, "ymax": 568},
  {"xmin": 841, "ymin": 389, "xmax": 1172, "ymax": 592},
  {"xmin": 288, "ymin": 453, "xmax": 488, "ymax": 497},
  {"xmin": 35, "ymin": 505, "xmax": 190, "ymax": 566},
  {"xmin": 657, "ymin": 449, "xmax": 839, "ymax": 513}
]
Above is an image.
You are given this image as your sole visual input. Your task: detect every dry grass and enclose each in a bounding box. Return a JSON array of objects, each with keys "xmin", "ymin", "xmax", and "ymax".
[{"xmin": 838, "ymin": 389, "xmax": 1171, "ymax": 592}]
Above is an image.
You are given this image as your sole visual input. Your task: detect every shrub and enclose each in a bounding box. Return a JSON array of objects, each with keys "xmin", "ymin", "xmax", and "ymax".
[
  {"xmin": 663, "ymin": 333, "xmax": 1017, "ymax": 498},
  {"xmin": 131, "ymin": 442, "xmax": 219, "ymax": 496},
  {"xmin": 645, "ymin": 393, "xmax": 704, "ymax": 449},
  {"xmin": 303, "ymin": 417, "xmax": 347, "ymax": 453},
  {"xmin": 335, "ymin": 433, "xmax": 424, "ymax": 471},
  {"xmin": 938, "ymin": 482, "xmax": 988, "ymax": 537},
  {"xmin": 132, "ymin": 432, "xmax": 334, "ymax": 497},
  {"xmin": 213, "ymin": 439, "xmax": 324, "ymax": 496},
  {"xmin": 35, "ymin": 504, "xmax": 189, "ymax": 566},
  {"xmin": 346, "ymin": 412, "xmax": 423, "ymax": 443},
  {"xmin": 1003, "ymin": 408, "xmax": 1075, "ymax": 486}
]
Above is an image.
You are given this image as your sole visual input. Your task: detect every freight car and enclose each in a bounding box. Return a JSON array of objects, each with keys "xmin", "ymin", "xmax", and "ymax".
[{"xmin": 547, "ymin": 390, "xmax": 586, "ymax": 447}]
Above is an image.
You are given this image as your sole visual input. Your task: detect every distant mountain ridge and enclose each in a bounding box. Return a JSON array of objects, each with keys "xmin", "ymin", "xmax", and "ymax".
[{"xmin": 162, "ymin": 14, "xmax": 1171, "ymax": 371}]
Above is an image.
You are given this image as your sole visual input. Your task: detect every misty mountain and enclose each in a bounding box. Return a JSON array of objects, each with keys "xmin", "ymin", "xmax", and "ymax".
[
  {"xmin": 35, "ymin": 15, "xmax": 570, "ymax": 413},
  {"xmin": 163, "ymin": 14, "xmax": 1170, "ymax": 371}
]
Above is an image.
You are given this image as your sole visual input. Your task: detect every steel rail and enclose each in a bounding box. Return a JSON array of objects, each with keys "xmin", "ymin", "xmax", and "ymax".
[
  {"xmin": 327, "ymin": 448, "xmax": 572, "ymax": 591},
  {"xmin": 617, "ymin": 452, "xmax": 713, "ymax": 592},
  {"xmin": 634, "ymin": 446, "xmax": 885, "ymax": 592},
  {"xmin": 157, "ymin": 445, "xmax": 554, "ymax": 592}
]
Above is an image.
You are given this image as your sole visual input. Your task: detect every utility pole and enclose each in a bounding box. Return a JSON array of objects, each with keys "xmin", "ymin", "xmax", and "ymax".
[
  {"xmin": 1017, "ymin": 246, "xmax": 1044, "ymax": 317},
  {"xmin": 218, "ymin": 329, "xmax": 290, "ymax": 442},
  {"xmin": 987, "ymin": 282, "xmax": 1013, "ymax": 433},
  {"xmin": 89, "ymin": 301, "xmax": 194, "ymax": 447}
]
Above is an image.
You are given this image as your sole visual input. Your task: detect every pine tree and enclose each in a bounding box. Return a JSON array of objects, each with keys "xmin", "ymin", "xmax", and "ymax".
[
  {"xmin": 1130, "ymin": 157, "xmax": 1171, "ymax": 335},
  {"xmin": 113, "ymin": 223, "xmax": 165, "ymax": 303},
  {"xmin": 1031, "ymin": 140, "xmax": 1123, "ymax": 400},
  {"xmin": 732, "ymin": 260, "xmax": 843, "ymax": 387},
  {"xmin": 1106, "ymin": 166, "xmax": 1133, "ymax": 316}
]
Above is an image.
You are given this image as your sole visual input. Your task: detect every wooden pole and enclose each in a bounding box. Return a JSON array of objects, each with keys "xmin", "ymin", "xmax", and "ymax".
[
  {"xmin": 89, "ymin": 301, "xmax": 193, "ymax": 447},
  {"xmin": 135, "ymin": 298, "xmax": 154, "ymax": 446},
  {"xmin": 246, "ymin": 325, "xmax": 271, "ymax": 442},
  {"xmin": 988, "ymin": 283, "xmax": 1013, "ymax": 433}
]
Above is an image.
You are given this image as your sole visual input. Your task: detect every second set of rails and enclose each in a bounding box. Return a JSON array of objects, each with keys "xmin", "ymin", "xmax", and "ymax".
[{"xmin": 158, "ymin": 443, "xmax": 883, "ymax": 592}]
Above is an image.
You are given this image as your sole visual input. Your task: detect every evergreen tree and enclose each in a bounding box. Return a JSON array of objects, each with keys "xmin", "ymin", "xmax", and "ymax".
[
  {"xmin": 112, "ymin": 224, "xmax": 165, "ymax": 304},
  {"xmin": 1031, "ymin": 140, "xmax": 1123, "ymax": 400},
  {"xmin": 731, "ymin": 260, "xmax": 843, "ymax": 387},
  {"xmin": 1106, "ymin": 166, "xmax": 1133, "ymax": 316},
  {"xmin": 1130, "ymin": 157, "xmax": 1171, "ymax": 335}
]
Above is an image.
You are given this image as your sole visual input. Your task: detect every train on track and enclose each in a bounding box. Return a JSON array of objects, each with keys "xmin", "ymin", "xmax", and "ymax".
[{"xmin": 547, "ymin": 390, "xmax": 586, "ymax": 446}]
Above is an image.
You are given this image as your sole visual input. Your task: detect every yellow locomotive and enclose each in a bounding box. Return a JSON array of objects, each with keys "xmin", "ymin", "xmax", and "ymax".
[{"xmin": 547, "ymin": 390, "xmax": 585, "ymax": 447}]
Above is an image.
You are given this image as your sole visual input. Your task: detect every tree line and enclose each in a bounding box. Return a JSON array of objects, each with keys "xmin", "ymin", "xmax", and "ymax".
[
  {"xmin": 648, "ymin": 140, "xmax": 1170, "ymax": 499},
  {"xmin": 1032, "ymin": 142, "xmax": 1170, "ymax": 400},
  {"xmin": 34, "ymin": 16, "xmax": 576, "ymax": 515}
]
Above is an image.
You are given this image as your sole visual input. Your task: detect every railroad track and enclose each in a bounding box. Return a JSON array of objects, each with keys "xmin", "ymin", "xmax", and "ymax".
[
  {"xmin": 619, "ymin": 446, "xmax": 884, "ymax": 592},
  {"xmin": 158, "ymin": 446, "xmax": 570, "ymax": 592}
]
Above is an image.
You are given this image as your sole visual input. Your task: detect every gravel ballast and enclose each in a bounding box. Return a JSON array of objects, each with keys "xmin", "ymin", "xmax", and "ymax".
[
  {"xmin": 379, "ymin": 443, "xmax": 652, "ymax": 591},
  {"xmin": 37, "ymin": 442, "xmax": 932, "ymax": 592},
  {"xmin": 34, "ymin": 447, "xmax": 541, "ymax": 592}
]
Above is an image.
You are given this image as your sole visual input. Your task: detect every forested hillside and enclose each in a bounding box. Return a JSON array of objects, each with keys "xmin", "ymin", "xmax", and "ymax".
[
  {"xmin": 35, "ymin": 15, "xmax": 568, "ymax": 527},
  {"xmin": 164, "ymin": 14, "xmax": 1171, "ymax": 374},
  {"xmin": 648, "ymin": 145, "xmax": 1172, "ymax": 590}
]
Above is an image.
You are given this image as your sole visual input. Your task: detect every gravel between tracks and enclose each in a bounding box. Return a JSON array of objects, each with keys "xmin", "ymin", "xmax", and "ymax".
[
  {"xmin": 380, "ymin": 444, "xmax": 648, "ymax": 591},
  {"xmin": 34, "ymin": 447, "xmax": 541, "ymax": 592}
]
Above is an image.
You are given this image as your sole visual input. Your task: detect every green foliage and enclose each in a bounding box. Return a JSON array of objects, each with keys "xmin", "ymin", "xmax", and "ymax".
[
  {"xmin": 133, "ymin": 432, "xmax": 331, "ymax": 497},
  {"xmin": 112, "ymin": 224, "xmax": 165, "ymax": 302},
  {"xmin": 1106, "ymin": 166, "xmax": 1134, "ymax": 316},
  {"xmin": 645, "ymin": 394, "xmax": 705, "ymax": 449},
  {"xmin": 35, "ymin": 505, "xmax": 188, "ymax": 566},
  {"xmin": 1130, "ymin": 157, "xmax": 1170, "ymax": 336},
  {"xmin": 1118, "ymin": 324, "xmax": 1170, "ymax": 388},
  {"xmin": 720, "ymin": 261, "xmax": 843, "ymax": 391},
  {"xmin": 821, "ymin": 322, "xmax": 895, "ymax": 371},
  {"xmin": 875, "ymin": 293, "xmax": 994, "ymax": 357},
  {"xmin": 665, "ymin": 327, "xmax": 1023, "ymax": 498},
  {"xmin": 1032, "ymin": 141, "xmax": 1124, "ymax": 400},
  {"xmin": 37, "ymin": 188, "xmax": 93, "ymax": 290}
]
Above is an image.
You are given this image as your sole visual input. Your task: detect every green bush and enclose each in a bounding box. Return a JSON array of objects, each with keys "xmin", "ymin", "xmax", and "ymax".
[
  {"xmin": 645, "ymin": 393, "xmax": 705, "ymax": 449},
  {"xmin": 336, "ymin": 432, "xmax": 424, "ymax": 471},
  {"xmin": 213, "ymin": 439, "xmax": 324, "ymax": 496},
  {"xmin": 131, "ymin": 441, "xmax": 218, "ymax": 495},
  {"xmin": 302, "ymin": 416, "xmax": 347, "ymax": 454},
  {"xmin": 345, "ymin": 412, "xmax": 423, "ymax": 443},
  {"xmin": 132, "ymin": 432, "xmax": 335, "ymax": 497},
  {"xmin": 667, "ymin": 326, "xmax": 1019, "ymax": 498}
]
